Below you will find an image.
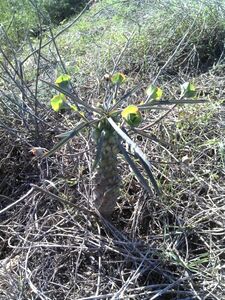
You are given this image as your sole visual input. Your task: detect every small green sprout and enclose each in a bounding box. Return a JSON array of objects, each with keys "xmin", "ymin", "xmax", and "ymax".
[
  {"xmin": 111, "ymin": 72, "xmax": 126, "ymax": 85},
  {"xmin": 181, "ymin": 82, "xmax": 196, "ymax": 98},
  {"xmin": 55, "ymin": 74, "xmax": 71, "ymax": 90},
  {"xmin": 121, "ymin": 105, "xmax": 142, "ymax": 127},
  {"xmin": 50, "ymin": 94, "xmax": 67, "ymax": 112},
  {"xmin": 146, "ymin": 84, "xmax": 163, "ymax": 101}
]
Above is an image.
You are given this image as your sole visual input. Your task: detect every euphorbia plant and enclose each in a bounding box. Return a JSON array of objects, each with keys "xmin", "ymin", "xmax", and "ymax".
[{"xmin": 43, "ymin": 74, "xmax": 205, "ymax": 217}]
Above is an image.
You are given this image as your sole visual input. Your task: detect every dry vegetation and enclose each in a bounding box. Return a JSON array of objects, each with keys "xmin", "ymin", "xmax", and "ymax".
[{"xmin": 0, "ymin": 0, "xmax": 225, "ymax": 299}]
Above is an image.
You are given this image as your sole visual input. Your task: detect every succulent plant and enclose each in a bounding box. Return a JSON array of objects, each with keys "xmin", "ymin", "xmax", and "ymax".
[{"xmin": 43, "ymin": 73, "xmax": 206, "ymax": 217}]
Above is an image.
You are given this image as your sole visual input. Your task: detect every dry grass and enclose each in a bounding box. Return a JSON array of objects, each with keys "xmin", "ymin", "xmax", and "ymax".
[
  {"xmin": 0, "ymin": 73, "xmax": 224, "ymax": 299},
  {"xmin": 0, "ymin": 0, "xmax": 225, "ymax": 299}
]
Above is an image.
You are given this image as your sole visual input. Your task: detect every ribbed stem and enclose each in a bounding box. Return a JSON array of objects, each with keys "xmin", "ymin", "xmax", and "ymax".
[{"xmin": 93, "ymin": 130, "xmax": 120, "ymax": 217}]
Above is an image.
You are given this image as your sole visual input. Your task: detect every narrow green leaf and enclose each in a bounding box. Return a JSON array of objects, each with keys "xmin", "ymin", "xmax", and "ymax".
[
  {"xmin": 119, "ymin": 143, "xmax": 152, "ymax": 193},
  {"xmin": 138, "ymin": 99, "xmax": 207, "ymax": 110},
  {"xmin": 92, "ymin": 130, "xmax": 106, "ymax": 170},
  {"xmin": 42, "ymin": 121, "xmax": 90, "ymax": 158},
  {"xmin": 138, "ymin": 154, "xmax": 161, "ymax": 195},
  {"xmin": 56, "ymin": 129, "xmax": 77, "ymax": 138},
  {"xmin": 108, "ymin": 117, "xmax": 160, "ymax": 194},
  {"xmin": 104, "ymin": 93, "xmax": 114, "ymax": 110}
]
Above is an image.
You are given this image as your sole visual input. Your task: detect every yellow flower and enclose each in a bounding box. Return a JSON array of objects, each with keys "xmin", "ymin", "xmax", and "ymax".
[
  {"xmin": 121, "ymin": 105, "xmax": 142, "ymax": 126},
  {"xmin": 55, "ymin": 74, "xmax": 71, "ymax": 85},
  {"xmin": 111, "ymin": 72, "xmax": 126, "ymax": 85}
]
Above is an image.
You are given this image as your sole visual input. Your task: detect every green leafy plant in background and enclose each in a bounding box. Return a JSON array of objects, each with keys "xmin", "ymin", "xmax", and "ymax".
[
  {"xmin": 0, "ymin": 0, "xmax": 38, "ymax": 45},
  {"xmin": 43, "ymin": 73, "xmax": 205, "ymax": 217},
  {"xmin": 41, "ymin": 0, "xmax": 88, "ymax": 24},
  {"xmin": 0, "ymin": 0, "xmax": 89, "ymax": 49}
]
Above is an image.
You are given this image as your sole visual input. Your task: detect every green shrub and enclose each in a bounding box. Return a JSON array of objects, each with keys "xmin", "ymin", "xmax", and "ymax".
[
  {"xmin": 41, "ymin": 0, "xmax": 88, "ymax": 24},
  {"xmin": 0, "ymin": 0, "xmax": 38, "ymax": 44},
  {"xmin": 0, "ymin": 0, "xmax": 89, "ymax": 47}
]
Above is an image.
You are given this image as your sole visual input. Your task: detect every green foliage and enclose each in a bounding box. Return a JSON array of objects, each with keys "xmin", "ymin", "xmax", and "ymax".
[
  {"xmin": 55, "ymin": 74, "xmax": 71, "ymax": 84},
  {"xmin": 146, "ymin": 85, "xmax": 163, "ymax": 101},
  {"xmin": 46, "ymin": 72, "xmax": 206, "ymax": 209},
  {"xmin": 35, "ymin": 0, "xmax": 219, "ymax": 95},
  {"xmin": 0, "ymin": 0, "xmax": 89, "ymax": 47},
  {"xmin": 41, "ymin": 0, "xmax": 88, "ymax": 24},
  {"xmin": 121, "ymin": 105, "xmax": 142, "ymax": 127},
  {"xmin": 111, "ymin": 73, "xmax": 126, "ymax": 85},
  {"xmin": 180, "ymin": 82, "xmax": 196, "ymax": 98},
  {"xmin": 55, "ymin": 74, "xmax": 71, "ymax": 90},
  {"xmin": 50, "ymin": 94, "xmax": 67, "ymax": 112},
  {"xmin": 0, "ymin": 1, "xmax": 223, "ymax": 294},
  {"xmin": 0, "ymin": 0, "xmax": 38, "ymax": 45}
]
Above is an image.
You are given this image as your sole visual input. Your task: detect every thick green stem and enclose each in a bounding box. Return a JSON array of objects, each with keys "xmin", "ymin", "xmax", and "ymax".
[{"xmin": 93, "ymin": 130, "xmax": 120, "ymax": 217}]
